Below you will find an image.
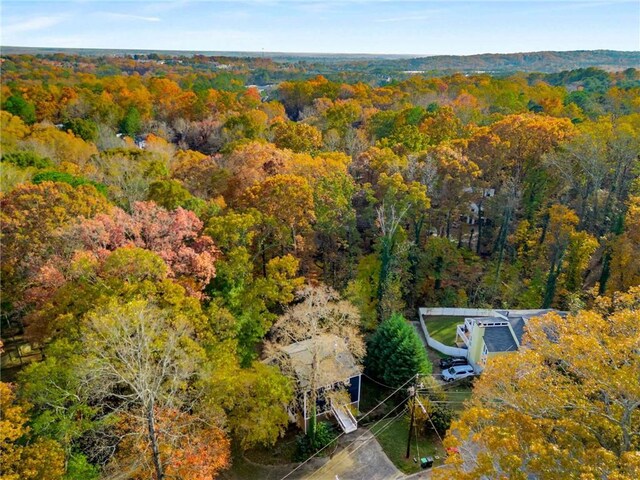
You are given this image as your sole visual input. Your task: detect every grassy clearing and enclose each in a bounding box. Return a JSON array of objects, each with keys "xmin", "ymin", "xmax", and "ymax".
[
  {"xmin": 359, "ymin": 376, "xmax": 400, "ymax": 420},
  {"xmin": 423, "ymin": 316, "xmax": 462, "ymax": 345},
  {"xmin": 443, "ymin": 385, "xmax": 474, "ymax": 413},
  {"xmin": 372, "ymin": 416, "xmax": 446, "ymax": 474}
]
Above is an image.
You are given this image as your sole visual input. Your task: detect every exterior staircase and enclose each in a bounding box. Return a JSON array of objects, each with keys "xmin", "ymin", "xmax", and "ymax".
[{"xmin": 331, "ymin": 403, "xmax": 358, "ymax": 433}]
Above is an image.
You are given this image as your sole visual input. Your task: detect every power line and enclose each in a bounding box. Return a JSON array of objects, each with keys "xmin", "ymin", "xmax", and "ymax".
[
  {"xmin": 310, "ymin": 373, "xmax": 448, "ymax": 479},
  {"xmin": 279, "ymin": 427, "xmax": 348, "ymax": 480},
  {"xmin": 418, "ymin": 375, "xmax": 476, "ymax": 389},
  {"xmin": 322, "ymin": 399, "xmax": 465, "ymax": 479},
  {"xmin": 361, "ymin": 372, "xmax": 397, "ymax": 389},
  {"xmin": 416, "ymin": 400, "xmax": 467, "ymax": 404},
  {"xmin": 425, "ymin": 409, "xmax": 446, "ymax": 447},
  {"xmin": 279, "ymin": 374, "xmax": 417, "ymax": 480},
  {"xmin": 285, "ymin": 374, "xmax": 471, "ymax": 479},
  {"xmin": 364, "ymin": 372, "xmax": 473, "ymax": 391},
  {"xmin": 436, "ymin": 388, "xmax": 473, "ymax": 393},
  {"xmin": 307, "ymin": 404, "xmax": 409, "ymax": 480},
  {"xmin": 359, "ymin": 374, "xmax": 416, "ymax": 423},
  {"xmin": 307, "ymin": 404, "xmax": 408, "ymax": 479},
  {"xmin": 414, "ymin": 413, "xmax": 421, "ymax": 460}
]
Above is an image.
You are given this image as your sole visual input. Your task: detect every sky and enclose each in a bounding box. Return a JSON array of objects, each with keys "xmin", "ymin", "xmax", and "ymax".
[{"xmin": 1, "ymin": 0, "xmax": 639, "ymax": 56}]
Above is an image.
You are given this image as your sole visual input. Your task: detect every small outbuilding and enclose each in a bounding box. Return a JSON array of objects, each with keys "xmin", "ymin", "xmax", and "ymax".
[{"xmin": 269, "ymin": 334, "xmax": 362, "ymax": 434}]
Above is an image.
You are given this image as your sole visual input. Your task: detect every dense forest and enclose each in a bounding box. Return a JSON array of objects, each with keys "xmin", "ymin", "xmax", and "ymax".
[
  {"xmin": 1, "ymin": 53, "xmax": 639, "ymax": 479},
  {"xmin": 4, "ymin": 47, "xmax": 640, "ymax": 71},
  {"xmin": 3, "ymin": 47, "xmax": 640, "ymax": 82}
]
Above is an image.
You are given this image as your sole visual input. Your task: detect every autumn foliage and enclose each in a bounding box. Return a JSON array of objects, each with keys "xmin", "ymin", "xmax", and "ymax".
[
  {"xmin": 1, "ymin": 53, "xmax": 639, "ymax": 478},
  {"xmin": 439, "ymin": 288, "xmax": 640, "ymax": 480}
]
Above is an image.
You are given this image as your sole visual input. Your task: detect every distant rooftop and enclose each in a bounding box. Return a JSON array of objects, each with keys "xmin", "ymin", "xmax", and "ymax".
[
  {"xmin": 420, "ymin": 307, "xmax": 567, "ymax": 355},
  {"xmin": 485, "ymin": 309, "xmax": 565, "ymax": 350}
]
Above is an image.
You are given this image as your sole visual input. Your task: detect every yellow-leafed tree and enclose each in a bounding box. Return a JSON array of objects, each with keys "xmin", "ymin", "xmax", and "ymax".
[
  {"xmin": 0, "ymin": 382, "xmax": 65, "ymax": 480},
  {"xmin": 608, "ymin": 196, "xmax": 640, "ymax": 294},
  {"xmin": 438, "ymin": 287, "xmax": 640, "ymax": 480}
]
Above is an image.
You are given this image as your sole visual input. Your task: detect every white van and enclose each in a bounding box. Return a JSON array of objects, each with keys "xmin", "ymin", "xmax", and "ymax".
[{"xmin": 442, "ymin": 364, "xmax": 475, "ymax": 382}]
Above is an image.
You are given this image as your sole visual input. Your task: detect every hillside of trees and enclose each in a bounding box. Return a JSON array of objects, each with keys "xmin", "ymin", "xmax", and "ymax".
[
  {"xmin": 3, "ymin": 47, "xmax": 640, "ymax": 79},
  {"xmin": 400, "ymin": 49, "xmax": 640, "ymax": 73},
  {"xmin": 1, "ymin": 53, "xmax": 639, "ymax": 478}
]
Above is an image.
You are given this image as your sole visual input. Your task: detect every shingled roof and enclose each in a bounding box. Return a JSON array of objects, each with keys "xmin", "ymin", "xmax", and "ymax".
[
  {"xmin": 279, "ymin": 334, "xmax": 361, "ymax": 391},
  {"xmin": 508, "ymin": 317, "xmax": 526, "ymax": 343},
  {"xmin": 483, "ymin": 326, "xmax": 519, "ymax": 353}
]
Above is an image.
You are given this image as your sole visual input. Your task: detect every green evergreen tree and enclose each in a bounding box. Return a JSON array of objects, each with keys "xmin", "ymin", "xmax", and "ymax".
[
  {"xmin": 63, "ymin": 118, "xmax": 98, "ymax": 142},
  {"xmin": 120, "ymin": 106, "xmax": 142, "ymax": 137},
  {"xmin": 3, "ymin": 94, "xmax": 36, "ymax": 124},
  {"xmin": 365, "ymin": 313, "xmax": 431, "ymax": 388}
]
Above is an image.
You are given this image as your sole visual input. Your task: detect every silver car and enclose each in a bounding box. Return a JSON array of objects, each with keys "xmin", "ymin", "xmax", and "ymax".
[{"xmin": 442, "ymin": 364, "xmax": 475, "ymax": 382}]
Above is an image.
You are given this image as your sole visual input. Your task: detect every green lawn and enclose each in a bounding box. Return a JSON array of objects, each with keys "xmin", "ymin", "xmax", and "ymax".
[
  {"xmin": 423, "ymin": 316, "xmax": 462, "ymax": 346},
  {"xmin": 372, "ymin": 416, "xmax": 445, "ymax": 474},
  {"xmin": 244, "ymin": 430, "xmax": 298, "ymax": 465},
  {"xmin": 443, "ymin": 385, "xmax": 474, "ymax": 413}
]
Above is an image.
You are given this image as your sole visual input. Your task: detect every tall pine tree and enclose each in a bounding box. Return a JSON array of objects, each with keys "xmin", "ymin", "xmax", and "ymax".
[{"xmin": 366, "ymin": 313, "xmax": 431, "ymax": 388}]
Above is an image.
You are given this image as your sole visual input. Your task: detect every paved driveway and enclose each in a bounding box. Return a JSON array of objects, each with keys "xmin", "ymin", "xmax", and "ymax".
[
  {"xmin": 298, "ymin": 427, "xmax": 452, "ymax": 480},
  {"xmin": 411, "ymin": 321, "xmax": 445, "ymax": 379},
  {"xmin": 301, "ymin": 429, "xmax": 403, "ymax": 480}
]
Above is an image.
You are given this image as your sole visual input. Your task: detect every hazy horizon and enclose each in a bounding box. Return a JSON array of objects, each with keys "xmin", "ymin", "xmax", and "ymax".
[
  {"xmin": 4, "ymin": 45, "xmax": 638, "ymax": 59},
  {"xmin": 2, "ymin": 1, "xmax": 639, "ymax": 56}
]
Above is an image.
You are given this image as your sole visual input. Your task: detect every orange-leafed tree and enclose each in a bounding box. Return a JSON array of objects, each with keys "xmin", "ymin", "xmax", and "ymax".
[
  {"xmin": 110, "ymin": 408, "xmax": 230, "ymax": 480},
  {"xmin": 240, "ymin": 173, "xmax": 315, "ymax": 254},
  {"xmin": 218, "ymin": 141, "xmax": 293, "ymax": 201},
  {"xmin": 466, "ymin": 113, "xmax": 576, "ymax": 258},
  {"xmin": 171, "ymin": 150, "xmax": 222, "ymax": 198},
  {"xmin": 0, "ymin": 181, "xmax": 111, "ymax": 301},
  {"xmin": 540, "ymin": 204, "xmax": 597, "ymax": 308},
  {"xmin": 607, "ymin": 196, "xmax": 640, "ymax": 294},
  {"xmin": 148, "ymin": 77, "xmax": 198, "ymax": 122},
  {"xmin": 79, "ymin": 298, "xmax": 230, "ymax": 480}
]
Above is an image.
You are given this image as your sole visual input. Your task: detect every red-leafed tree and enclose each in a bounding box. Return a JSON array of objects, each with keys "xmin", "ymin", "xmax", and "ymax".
[{"xmin": 67, "ymin": 201, "xmax": 220, "ymax": 294}]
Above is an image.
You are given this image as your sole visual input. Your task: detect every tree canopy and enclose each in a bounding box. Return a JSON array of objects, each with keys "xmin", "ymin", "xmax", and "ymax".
[
  {"xmin": 1, "ymin": 53, "xmax": 638, "ymax": 478},
  {"xmin": 439, "ymin": 288, "xmax": 640, "ymax": 480},
  {"xmin": 366, "ymin": 313, "xmax": 432, "ymax": 388}
]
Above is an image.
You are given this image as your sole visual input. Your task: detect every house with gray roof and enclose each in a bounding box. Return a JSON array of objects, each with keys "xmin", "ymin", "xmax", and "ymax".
[
  {"xmin": 419, "ymin": 307, "xmax": 566, "ymax": 372},
  {"xmin": 456, "ymin": 309, "xmax": 565, "ymax": 370}
]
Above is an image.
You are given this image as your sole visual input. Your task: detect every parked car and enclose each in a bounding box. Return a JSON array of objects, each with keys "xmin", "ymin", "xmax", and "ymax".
[
  {"xmin": 442, "ymin": 364, "xmax": 475, "ymax": 382},
  {"xmin": 439, "ymin": 356, "xmax": 468, "ymax": 369}
]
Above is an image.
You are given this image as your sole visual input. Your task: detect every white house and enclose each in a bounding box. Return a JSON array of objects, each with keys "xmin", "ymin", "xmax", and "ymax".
[{"xmin": 420, "ymin": 308, "xmax": 566, "ymax": 372}]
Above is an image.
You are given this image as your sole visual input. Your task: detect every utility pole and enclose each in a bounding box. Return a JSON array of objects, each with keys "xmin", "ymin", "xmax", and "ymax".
[{"xmin": 405, "ymin": 377, "xmax": 417, "ymax": 459}]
